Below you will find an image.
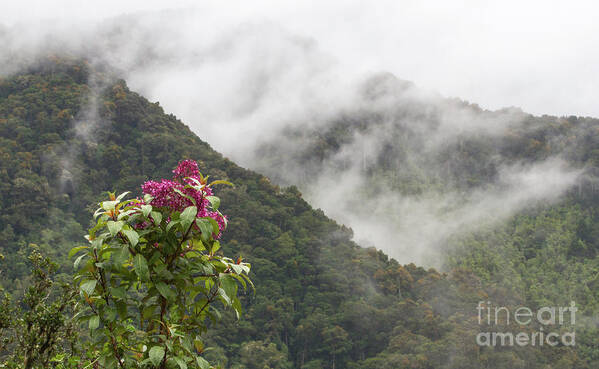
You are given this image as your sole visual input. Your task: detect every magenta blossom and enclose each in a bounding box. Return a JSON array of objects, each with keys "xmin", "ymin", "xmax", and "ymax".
[
  {"xmin": 138, "ymin": 160, "xmax": 227, "ymax": 238},
  {"xmin": 172, "ymin": 159, "xmax": 201, "ymax": 179}
]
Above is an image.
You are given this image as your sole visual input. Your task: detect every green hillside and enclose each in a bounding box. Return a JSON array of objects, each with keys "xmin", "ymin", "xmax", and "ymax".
[{"xmin": 0, "ymin": 58, "xmax": 597, "ymax": 368}]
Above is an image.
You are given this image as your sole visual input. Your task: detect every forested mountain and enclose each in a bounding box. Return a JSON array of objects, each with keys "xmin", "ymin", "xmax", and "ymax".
[
  {"xmin": 0, "ymin": 58, "xmax": 598, "ymax": 368},
  {"xmin": 251, "ymin": 72, "xmax": 599, "ymax": 261},
  {"xmin": 252, "ymin": 70, "xmax": 599, "ymax": 294}
]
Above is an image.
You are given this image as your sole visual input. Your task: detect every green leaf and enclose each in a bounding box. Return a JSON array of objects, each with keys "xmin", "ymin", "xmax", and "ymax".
[
  {"xmin": 141, "ymin": 204, "xmax": 152, "ymax": 218},
  {"xmin": 194, "ymin": 339, "xmax": 204, "ymax": 353},
  {"xmin": 142, "ymin": 305, "xmax": 156, "ymax": 320},
  {"xmin": 110, "ymin": 286, "xmax": 127, "ymax": 300},
  {"xmin": 149, "ymin": 346, "xmax": 165, "ymax": 366},
  {"xmin": 186, "ymin": 176, "xmax": 204, "ymax": 189},
  {"xmin": 68, "ymin": 245, "xmax": 88, "ymax": 259},
  {"xmin": 208, "ymin": 179, "xmax": 233, "ymax": 188},
  {"xmin": 101, "ymin": 200, "xmax": 118, "ymax": 211},
  {"xmin": 80, "ymin": 280, "xmax": 97, "ymax": 295},
  {"xmin": 107, "ymin": 220, "xmax": 124, "ymax": 236},
  {"xmin": 73, "ymin": 254, "xmax": 87, "ymax": 270},
  {"xmin": 220, "ymin": 275, "xmax": 237, "ymax": 301},
  {"xmin": 205, "ymin": 196, "xmax": 220, "ymax": 210},
  {"xmin": 218, "ymin": 287, "xmax": 231, "ymax": 305},
  {"xmin": 230, "ymin": 272, "xmax": 247, "ymax": 289},
  {"xmin": 116, "ymin": 301, "xmax": 127, "ymax": 318},
  {"xmin": 151, "ymin": 211, "xmax": 162, "ymax": 225},
  {"xmin": 89, "ymin": 220, "xmax": 107, "ymax": 241},
  {"xmin": 195, "ymin": 356, "xmax": 210, "ymax": 369},
  {"xmin": 114, "ymin": 247, "xmax": 130, "ymax": 265},
  {"xmin": 232, "ymin": 297, "xmax": 242, "ymax": 319},
  {"xmin": 50, "ymin": 353, "xmax": 66, "ymax": 362},
  {"xmin": 191, "ymin": 239, "xmax": 205, "ymax": 252},
  {"xmin": 133, "ymin": 254, "xmax": 150, "ymax": 281},
  {"xmin": 116, "ymin": 191, "xmax": 130, "ymax": 201},
  {"xmin": 195, "ymin": 219, "xmax": 212, "ymax": 242},
  {"xmin": 166, "ymin": 219, "xmax": 179, "ymax": 233},
  {"xmin": 89, "ymin": 315, "xmax": 99, "ymax": 330},
  {"xmin": 122, "ymin": 229, "xmax": 139, "ymax": 247},
  {"xmin": 181, "ymin": 206, "xmax": 197, "ymax": 231},
  {"xmin": 174, "ymin": 357, "xmax": 188, "ymax": 369},
  {"xmin": 103, "ymin": 306, "xmax": 117, "ymax": 322},
  {"xmin": 156, "ymin": 282, "xmax": 176, "ymax": 301},
  {"xmin": 173, "ymin": 188, "xmax": 196, "ymax": 206},
  {"xmin": 93, "ymin": 207, "xmax": 104, "ymax": 219},
  {"xmin": 205, "ymin": 217, "xmax": 220, "ymax": 235},
  {"xmin": 117, "ymin": 209, "xmax": 137, "ymax": 220},
  {"xmin": 230, "ymin": 264, "xmax": 243, "ymax": 275}
]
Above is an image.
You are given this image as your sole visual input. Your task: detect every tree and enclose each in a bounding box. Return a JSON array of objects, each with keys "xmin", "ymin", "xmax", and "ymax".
[
  {"xmin": 71, "ymin": 160, "xmax": 253, "ymax": 368},
  {"xmin": 237, "ymin": 340, "xmax": 292, "ymax": 369},
  {"xmin": 321, "ymin": 326, "xmax": 351, "ymax": 369},
  {"xmin": 0, "ymin": 249, "xmax": 78, "ymax": 369}
]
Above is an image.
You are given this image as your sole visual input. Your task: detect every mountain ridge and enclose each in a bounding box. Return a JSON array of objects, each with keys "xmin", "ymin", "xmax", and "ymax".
[{"xmin": 0, "ymin": 57, "xmax": 597, "ymax": 368}]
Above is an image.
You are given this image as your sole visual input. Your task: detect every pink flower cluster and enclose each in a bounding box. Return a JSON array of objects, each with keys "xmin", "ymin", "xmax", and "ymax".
[
  {"xmin": 172, "ymin": 159, "xmax": 201, "ymax": 179},
  {"xmin": 138, "ymin": 160, "xmax": 227, "ymax": 238}
]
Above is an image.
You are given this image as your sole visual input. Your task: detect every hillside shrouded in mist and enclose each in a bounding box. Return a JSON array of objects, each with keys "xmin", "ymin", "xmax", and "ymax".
[
  {"xmin": 1, "ymin": 57, "xmax": 598, "ymax": 368},
  {"xmin": 2, "ymin": 8, "xmax": 596, "ymax": 264}
]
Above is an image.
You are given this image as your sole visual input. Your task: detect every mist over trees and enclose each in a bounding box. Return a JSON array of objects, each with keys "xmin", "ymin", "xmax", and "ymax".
[
  {"xmin": 0, "ymin": 58, "xmax": 597, "ymax": 368},
  {"xmin": 0, "ymin": 2, "xmax": 597, "ymax": 368}
]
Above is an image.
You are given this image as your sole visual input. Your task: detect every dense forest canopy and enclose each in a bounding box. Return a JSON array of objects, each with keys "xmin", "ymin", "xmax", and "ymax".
[{"xmin": 0, "ymin": 58, "xmax": 598, "ymax": 368}]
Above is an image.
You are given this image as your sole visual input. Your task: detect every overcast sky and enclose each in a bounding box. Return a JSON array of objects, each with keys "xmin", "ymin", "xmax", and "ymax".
[{"xmin": 2, "ymin": 0, "xmax": 599, "ymax": 117}]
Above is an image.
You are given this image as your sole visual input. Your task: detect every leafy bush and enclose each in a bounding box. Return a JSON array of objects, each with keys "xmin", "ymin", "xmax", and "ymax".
[{"xmin": 69, "ymin": 160, "xmax": 252, "ymax": 368}]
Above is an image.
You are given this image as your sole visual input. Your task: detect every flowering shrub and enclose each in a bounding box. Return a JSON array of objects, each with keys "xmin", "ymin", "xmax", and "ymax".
[{"xmin": 70, "ymin": 160, "xmax": 251, "ymax": 368}]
